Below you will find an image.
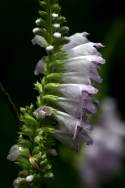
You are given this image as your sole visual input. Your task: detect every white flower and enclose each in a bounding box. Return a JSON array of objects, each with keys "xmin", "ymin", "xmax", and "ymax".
[
  {"xmin": 52, "ymin": 13, "xmax": 59, "ymax": 18},
  {"xmin": 53, "ymin": 23, "xmax": 60, "ymax": 29},
  {"xmin": 35, "ymin": 18, "xmax": 41, "ymax": 25},
  {"xmin": 26, "ymin": 175, "xmax": 34, "ymax": 182},
  {"xmin": 46, "ymin": 45, "xmax": 54, "ymax": 52},
  {"xmin": 32, "ymin": 35, "xmax": 48, "ymax": 48},
  {"xmin": 7, "ymin": 145, "xmax": 21, "ymax": 161},
  {"xmin": 13, "ymin": 178, "xmax": 27, "ymax": 188},
  {"xmin": 13, "ymin": 178, "xmax": 20, "ymax": 188},
  {"xmin": 32, "ymin": 27, "xmax": 41, "ymax": 34},
  {"xmin": 53, "ymin": 32, "xmax": 62, "ymax": 39}
]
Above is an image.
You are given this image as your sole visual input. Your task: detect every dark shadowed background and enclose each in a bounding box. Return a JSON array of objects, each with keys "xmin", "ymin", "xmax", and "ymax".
[{"xmin": 0, "ymin": 0, "xmax": 125, "ymax": 187}]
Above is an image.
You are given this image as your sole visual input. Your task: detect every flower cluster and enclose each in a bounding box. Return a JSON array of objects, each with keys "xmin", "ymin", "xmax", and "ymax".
[
  {"xmin": 7, "ymin": 0, "xmax": 105, "ymax": 187},
  {"xmin": 79, "ymin": 98, "xmax": 125, "ymax": 188},
  {"xmin": 33, "ymin": 32, "xmax": 105, "ymax": 150}
]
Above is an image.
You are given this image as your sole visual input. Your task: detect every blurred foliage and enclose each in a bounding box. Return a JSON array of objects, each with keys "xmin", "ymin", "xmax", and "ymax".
[{"xmin": 0, "ymin": 0, "xmax": 125, "ymax": 187}]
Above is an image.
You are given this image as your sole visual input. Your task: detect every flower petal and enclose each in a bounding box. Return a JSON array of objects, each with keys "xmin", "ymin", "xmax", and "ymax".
[
  {"xmin": 62, "ymin": 32, "xmax": 89, "ymax": 51},
  {"xmin": 32, "ymin": 35, "xmax": 48, "ymax": 47},
  {"xmin": 57, "ymin": 97, "xmax": 96, "ymax": 117},
  {"xmin": 33, "ymin": 106, "xmax": 52, "ymax": 118},
  {"xmin": 34, "ymin": 57, "xmax": 45, "ymax": 75},
  {"xmin": 62, "ymin": 72, "xmax": 91, "ymax": 84},
  {"xmin": 7, "ymin": 145, "xmax": 21, "ymax": 161},
  {"xmin": 58, "ymin": 84, "xmax": 98, "ymax": 98},
  {"xmin": 67, "ymin": 42, "xmax": 101, "ymax": 58},
  {"xmin": 63, "ymin": 57, "xmax": 102, "ymax": 83}
]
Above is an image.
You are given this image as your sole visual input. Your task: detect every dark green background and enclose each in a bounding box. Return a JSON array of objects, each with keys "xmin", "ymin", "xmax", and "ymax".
[{"xmin": 1, "ymin": 0, "xmax": 125, "ymax": 187}]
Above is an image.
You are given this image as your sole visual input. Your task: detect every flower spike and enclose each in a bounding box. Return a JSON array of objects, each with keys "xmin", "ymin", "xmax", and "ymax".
[{"xmin": 7, "ymin": 0, "xmax": 105, "ymax": 187}]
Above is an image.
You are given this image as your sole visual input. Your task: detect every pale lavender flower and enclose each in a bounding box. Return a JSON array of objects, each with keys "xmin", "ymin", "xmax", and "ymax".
[
  {"xmin": 55, "ymin": 123, "xmax": 93, "ymax": 150},
  {"xmin": 33, "ymin": 106, "xmax": 52, "ymax": 118},
  {"xmin": 62, "ymin": 32, "xmax": 89, "ymax": 51},
  {"xmin": 57, "ymin": 96, "xmax": 97, "ymax": 118},
  {"xmin": 63, "ymin": 56, "xmax": 104, "ymax": 83},
  {"xmin": 54, "ymin": 110, "xmax": 93, "ymax": 147},
  {"xmin": 34, "ymin": 57, "xmax": 45, "ymax": 75},
  {"xmin": 66, "ymin": 42, "xmax": 102, "ymax": 58},
  {"xmin": 56, "ymin": 84, "xmax": 98, "ymax": 98},
  {"xmin": 7, "ymin": 145, "xmax": 22, "ymax": 161},
  {"xmin": 61, "ymin": 72, "xmax": 91, "ymax": 84},
  {"xmin": 53, "ymin": 33, "xmax": 104, "ymax": 147},
  {"xmin": 79, "ymin": 98, "xmax": 125, "ymax": 188},
  {"xmin": 34, "ymin": 31, "xmax": 105, "ymax": 148}
]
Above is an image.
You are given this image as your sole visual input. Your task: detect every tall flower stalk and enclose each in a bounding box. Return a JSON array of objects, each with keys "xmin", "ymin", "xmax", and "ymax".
[{"xmin": 7, "ymin": 0, "xmax": 105, "ymax": 187}]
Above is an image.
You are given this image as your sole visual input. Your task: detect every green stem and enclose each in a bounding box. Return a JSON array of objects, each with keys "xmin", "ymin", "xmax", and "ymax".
[
  {"xmin": 47, "ymin": 0, "xmax": 53, "ymax": 44},
  {"xmin": 0, "ymin": 81, "xmax": 19, "ymax": 123}
]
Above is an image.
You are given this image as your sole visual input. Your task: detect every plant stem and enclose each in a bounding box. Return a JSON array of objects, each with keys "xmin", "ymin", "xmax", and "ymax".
[{"xmin": 0, "ymin": 81, "xmax": 19, "ymax": 123}]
